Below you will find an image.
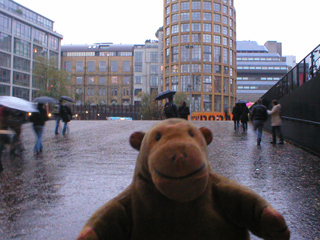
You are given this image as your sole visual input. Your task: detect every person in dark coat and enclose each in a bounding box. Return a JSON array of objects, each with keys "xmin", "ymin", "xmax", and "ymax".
[
  {"xmin": 250, "ymin": 99, "xmax": 268, "ymax": 146},
  {"xmin": 239, "ymin": 104, "xmax": 250, "ymax": 132},
  {"xmin": 232, "ymin": 104, "xmax": 240, "ymax": 130},
  {"xmin": 164, "ymin": 96, "xmax": 178, "ymax": 119},
  {"xmin": 178, "ymin": 101, "xmax": 190, "ymax": 120},
  {"xmin": 54, "ymin": 100, "xmax": 63, "ymax": 135},
  {"xmin": 29, "ymin": 103, "xmax": 49, "ymax": 154},
  {"xmin": 61, "ymin": 104, "xmax": 72, "ymax": 135}
]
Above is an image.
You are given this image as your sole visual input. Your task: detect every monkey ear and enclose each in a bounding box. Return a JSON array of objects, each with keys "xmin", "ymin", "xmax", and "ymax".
[
  {"xmin": 129, "ymin": 132, "xmax": 145, "ymax": 151},
  {"xmin": 199, "ymin": 127, "xmax": 213, "ymax": 145}
]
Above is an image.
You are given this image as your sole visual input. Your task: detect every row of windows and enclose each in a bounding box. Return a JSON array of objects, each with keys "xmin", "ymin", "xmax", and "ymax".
[
  {"xmin": 1, "ymin": 0, "xmax": 53, "ymax": 30},
  {"xmin": 237, "ymin": 57, "xmax": 281, "ymax": 62},
  {"xmin": 166, "ymin": 1, "xmax": 234, "ymax": 17},
  {"xmin": 165, "ymin": 23, "xmax": 234, "ymax": 37},
  {"xmin": 134, "ymin": 76, "xmax": 159, "ymax": 86},
  {"xmin": 165, "ymin": 34, "xmax": 233, "ymax": 48},
  {"xmin": 0, "ymin": 13, "xmax": 59, "ymax": 50},
  {"xmin": 75, "ymin": 87, "xmax": 130, "ymax": 97},
  {"xmin": 166, "ymin": 12, "xmax": 234, "ymax": 27},
  {"xmin": 62, "ymin": 51, "xmax": 133, "ymax": 57},
  {"xmin": 65, "ymin": 61, "xmax": 132, "ymax": 73},
  {"xmin": 237, "ymin": 86, "xmax": 271, "ymax": 90},
  {"xmin": 237, "ymin": 77, "xmax": 281, "ymax": 81},
  {"xmin": 75, "ymin": 76, "xmax": 131, "ymax": 85},
  {"xmin": 237, "ymin": 66, "xmax": 288, "ymax": 70}
]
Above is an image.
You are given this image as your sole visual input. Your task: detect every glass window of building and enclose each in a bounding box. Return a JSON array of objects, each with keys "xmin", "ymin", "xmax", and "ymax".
[
  {"xmin": 49, "ymin": 36, "xmax": 59, "ymax": 51},
  {"xmin": 172, "ymin": 14, "xmax": 179, "ymax": 23},
  {"xmin": 150, "ymin": 75, "xmax": 158, "ymax": 86},
  {"xmin": 172, "ymin": 35, "xmax": 179, "ymax": 45},
  {"xmin": 99, "ymin": 61, "xmax": 107, "ymax": 72},
  {"xmin": 0, "ymin": 33, "xmax": 11, "ymax": 52},
  {"xmin": 0, "ymin": 52, "xmax": 11, "ymax": 68},
  {"xmin": 172, "ymin": 3, "xmax": 179, "ymax": 12},
  {"xmin": 215, "ymin": 76, "xmax": 221, "ymax": 92},
  {"xmin": 192, "ymin": 12, "xmax": 201, "ymax": 21},
  {"xmin": 223, "ymin": 26, "xmax": 228, "ymax": 35},
  {"xmin": 214, "ymin": 24, "xmax": 221, "ymax": 33},
  {"xmin": 15, "ymin": 21, "xmax": 31, "ymax": 40},
  {"xmin": 192, "ymin": 34, "xmax": 201, "ymax": 43},
  {"xmin": 203, "ymin": 23, "xmax": 212, "ymax": 32},
  {"xmin": 181, "ymin": 34, "xmax": 190, "ymax": 43},
  {"xmin": 204, "ymin": 95, "xmax": 212, "ymax": 111},
  {"xmin": 134, "ymin": 88, "xmax": 142, "ymax": 96},
  {"xmin": 181, "ymin": 23, "xmax": 190, "ymax": 32},
  {"xmin": 203, "ymin": 34, "xmax": 211, "ymax": 43},
  {"xmin": 0, "ymin": 13, "xmax": 11, "ymax": 33},
  {"xmin": 0, "ymin": 68, "xmax": 10, "ymax": 83},
  {"xmin": 64, "ymin": 61, "xmax": 72, "ymax": 72},
  {"xmin": 214, "ymin": 3, "xmax": 221, "ymax": 11},
  {"xmin": 151, "ymin": 65, "xmax": 158, "ymax": 74},
  {"xmin": 76, "ymin": 61, "xmax": 84, "ymax": 72},
  {"xmin": 214, "ymin": 65, "xmax": 221, "ymax": 74},
  {"xmin": 223, "ymin": 77, "xmax": 229, "ymax": 94},
  {"xmin": 214, "ymin": 13, "xmax": 221, "ymax": 22},
  {"xmin": 123, "ymin": 76, "xmax": 130, "ymax": 84},
  {"xmin": 203, "ymin": 64, "xmax": 212, "ymax": 73},
  {"xmin": 193, "ymin": 95, "xmax": 201, "ymax": 111},
  {"xmin": 180, "ymin": 75, "xmax": 190, "ymax": 92},
  {"xmin": 123, "ymin": 61, "xmax": 131, "ymax": 71},
  {"xmin": 214, "ymin": 35, "xmax": 221, "ymax": 44},
  {"xmin": 76, "ymin": 77, "xmax": 83, "ymax": 84},
  {"xmin": 192, "ymin": 1, "xmax": 201, "ymax": 10},
  {"xmin": 88, "ymin": 61, "xmax": 95, "ymax": 72},
  {"xmin": 203, "ymin": 12, "xmax": 212, "ymax": 21},
  {"xmin": 135, "ymin": 76, "xmax": 142, "ymax": 84},
  {"xmin": 13, "ymin": 71, "xmax": 29, "ymax": 87},
  {"xmin": 181, "ymin": 1, "xmax": 190, "ymax": 11},
  {"xmin": 223, "ymin": 48, "xmax": 228, "ymax": 64},
  {"xmin": 203, "ymin": 1, "xmax": 212, "ymax": 10},
  {"xmin": 100, "ymin": 76, "xmax": 106, "ymax": 84},
  {"xmin": 223, "ymin": 16, "xmax": 228, "ymax": 25},
  {"xmin": 111, "ymin": 76, "xmax": 118, "ymax": 84},
  {"xmin": 33, "ymin": 28, "xmax": 47, "ymax": 46},
  {"xmin": 88, "ymin": 76, "xmax": 94, "ymax": 84},
  {"xmin": 214, "ymin": 95, "xmax": 222, "ymax": 112},
  {"xmin": 192, "ymin": 23, "xmax": 201, "ymax": 32},
  {"xmin": 166, "ymin": 6, "xmax": 170, "ymax": 15},
  {"xmin": 13, "ymin": 56, "xmax": 30, "ymax": 72},
  {"xmin": 13, "ymin": 87, "xmax": 29, "ymax": 100},
  {"xmin": 172, "ymin": 24, "xmax": 179, "ymax": 34},
  {"xmin": 222, "ymin": 5, "xmax": 228, "ymax": 14},
  {"xmin": 181, "ymin": 12, "xmax": 189, "ymax": 21},
  {"xmin": 166, "ymin": 16, "xmax": 170, "ymax": 25},
  {"xmin": 111, "ymin": 61, "xmax": 118, "ymax": 72},
  {"xmin": 0, "ymin": 85, "xmax": 10, "ymax": 95},
  {"xmin": 14, "ymin": 38, "xmax": 31, "ymax": 58}
]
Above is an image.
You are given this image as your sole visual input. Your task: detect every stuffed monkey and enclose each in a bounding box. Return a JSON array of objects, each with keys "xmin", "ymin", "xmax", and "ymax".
[{"xmin": 77, "ymin": 119, "xmax": 290, "ymax": 240}]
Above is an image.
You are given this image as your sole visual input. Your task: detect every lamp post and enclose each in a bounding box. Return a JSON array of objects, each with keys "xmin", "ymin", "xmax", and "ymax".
[{"xmin": 186, "ymin": 44, "xmax": 194, "ymax": 120}]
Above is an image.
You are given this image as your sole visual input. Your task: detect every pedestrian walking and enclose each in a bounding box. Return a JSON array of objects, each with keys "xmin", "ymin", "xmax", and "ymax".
[
  {"xmin": 61, "ymin": 104, "xmax": 72, "ymax": 135},
  {"xmin": 29, "ymin": 103, "xmax": 49, "ymax": 155},
  {"xmin": 250, "ymin": 99, "xmax": 268, "ymax": 146},
  {"xmin": 239, "ymin": 104, "xmax": 249, "ymax": 132},
  {"xmin": 54, "ymin": 100, "xmax": 63, "ymax": 135},
  {"xmin": 267, "ymin": 100, "xmax": 284, "ymax": 144},
  {"xmin": 164, "ymin": 96, "xmax": 178, "ymax": 119},
  {"xmin": 232, "ymin": 104, "xmax": 240, "ymax": 130},
  {"xmin": 178, "ymin": 101, "xmax": 190, "ymax": 120}
]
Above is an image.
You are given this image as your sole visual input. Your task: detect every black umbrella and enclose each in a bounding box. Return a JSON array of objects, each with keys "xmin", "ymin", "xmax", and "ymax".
[
  {"xmin": 60, "ymin": 96, "xmax": 75, "ymax": 103},
  {"xmin": 155, "ymin": 90, "xmax": 177, "ymax": 101},
  {"xmin": 33, "ymin": 96, "xmax": 58, "ymax": 104}
]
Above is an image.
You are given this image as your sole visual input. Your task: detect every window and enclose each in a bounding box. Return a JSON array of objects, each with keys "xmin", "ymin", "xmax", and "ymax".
[
  {"xmin": 214, "ymin": 95, "xmax": 222, "ymax": 112},
  {"xmin": 123, "ymin": 61, "xmax": 130, "ymax": 72},
  {"xmin": 203, "ymin": 12, "xmax": 212, "ymax": 21},
  {"xmin": 123, "ymin": 76, "xmax": 130, "ymax": 84},
  {"xmin": 134, "ymin": 88, "xmax": 142, "ymax": 96},
  {"xmin": 100, "ymin": 77, "xmax": 106, "ymax": 84},
  {"xmin": 172, "ymin": 14, "xmax": 178, "ymax": 23},
  {"xmin": 135, "ymin": 76, "xmax": 142, "ymax": 84},
  {"xmin": 14, "ymin": 38, "xmax": 31, "ymax": 58},
  {"xmin": 0, "ymin": 13, "xmax": 12, "ymax": 33},
  {"xmin": 203, "ymin": 1, "xmax": 212, "ymax": 10},
  {"xmin": 76, "ymin": 77, "xmax": 83, "ymax": 84},
  {"xmin": 172, "ymin": 24, "xmax": 179, "ymax": 34},
  {"xmin": 64, "ymin": 61, "xmax": 72, "ymax": 72},
  {"xmin": 172, "ymin": 3, "xmax": 179, "ymax": 12},
  {"xmin": 192, "ymin": 1, "xmax": 201, "ymax": 9},
  {"xmin": 214, "ymin": 14, "xmax": 221, "ymax": 22},
  {"xmin": 192, "ymin": 23, "xmax": 201, "ymax": 32},
  {"xmin": 203, "ymin": 34, "xmax": 212, "ymax": 43},
  {"xmin": 214, "ymin": 3, "xmax": 221, "ymax": 11},
  {"xmin": 214, "ymin": 35, "xmax": 221, "ymax": 44},
  {"xmin": 111, "ymin": 61, "xmax": 118, "ymax": 72},
  {"xmin": 88, "ymin": 76, "xmax": 94, "ymax": 84},
  {"xmin": 111, "ymin": 76, "xmax": 118, "ymax": 84},
  {"xmin": 181, "ymin": 12, "xmax": 189, "ymax": 21},
  {"xmin": 151, "ymin": 65, "xmax": 158, "ymax": 74},
  {"xmin": 181, "ymin": 23, "xmax": 190, "ymax": 32},
  {"xmin": 172, "ymin": 35, "xmax": 179, "ymax": 45},
  {"xmin": 88, "ymin": 61, "xmax": 95, "ymax": 72},
  {"xmin": 214, "ymin": 76, "xmax": 221, "ymax": 92},
  {"xmin": 181, "ymin": 1, "xmax": 190, "ymax": 10},
  {"xmin": 76, "ymin": 61, "xmax": 84, "ymax": 72},
  {"xmin": 192, "ymin": 12, "xmax": 201, "ymax": 21},
  {"xmin": 99, "ymin": 61, "xmax": 107, "ymax": 72},
  {"xmin": 214, "ymin": 24, "xmax": 221, "ymax": 33},
  {"xmin": 203, "ymin": 23, "xmax": 212, "ymax": 32}
]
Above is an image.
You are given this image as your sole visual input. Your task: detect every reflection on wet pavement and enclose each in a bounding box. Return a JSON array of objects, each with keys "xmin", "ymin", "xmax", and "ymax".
[{"xmin": 0, "ymin": 120, "xmax": 319, "ymax": 239}]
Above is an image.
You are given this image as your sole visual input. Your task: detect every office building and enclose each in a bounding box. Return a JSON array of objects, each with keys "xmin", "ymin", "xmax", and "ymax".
[
  {"xmin": 61, "ymin": 43, "xmax": 135, "ymax": 105},
  {"xmin": 236, "ymin": 40, "xmax": 293, "ymax": 102},
  {"xmin": 163, "ymin": 0, "xmax": 237, "ymax": 114},
  {"xmin": 0, "ymin": 0, "xmax": 63, "ymax": 100}
]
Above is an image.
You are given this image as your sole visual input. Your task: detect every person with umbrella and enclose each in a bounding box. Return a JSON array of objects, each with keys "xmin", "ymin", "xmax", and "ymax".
[
  {"xmin": 54, "ymin": 99, "xmax": 63, "ymax": 135},
  {"xmin": 164, "ymin": 96, "xmax": 178, "ymax": 119},
  {"xmin": 61, "ymin": 103, "xmax": 72, "ymax": 135},
  {"xmin": 29, "ymin": 103, "xmax": 49, "ymax": 155}
]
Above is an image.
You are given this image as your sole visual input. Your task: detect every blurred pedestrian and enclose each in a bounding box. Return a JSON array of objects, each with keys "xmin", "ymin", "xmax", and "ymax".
[
  {"xmin": 250, "ymin": 99, "xmax": 268, "ymax": 146},
  {"xmin": 164, "ymin": 96, "xmax": 178, "ymax": 119},
  {"xmin": 54, "ymin": 100, "xmax": 63, "ymax": 135},
  {"xmin": 232, "ymin": 104, "xmax": 240, "ymax": 130},
  {"xmin": 29, "ymin": 103, "xmax": 49, "ymax": 155},
  {"xmin": 178, "ymin": 101, "xmax": 190, "ymax": 120},
  {"xmin": 267, "ymin": 100, "xmax": 284, "ymax": 144},
  {"xmin": 239, "ymin": 104, "xmax": 249, "ymax": 132},
  {"xmin": 61, "ymin": 104, "xmax": 72, "ymax": 135}
]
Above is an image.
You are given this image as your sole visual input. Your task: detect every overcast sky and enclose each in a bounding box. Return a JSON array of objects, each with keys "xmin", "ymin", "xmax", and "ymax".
[{"xmin": 14, "ymin": 0, "xmax": 320, "ymax": 61}]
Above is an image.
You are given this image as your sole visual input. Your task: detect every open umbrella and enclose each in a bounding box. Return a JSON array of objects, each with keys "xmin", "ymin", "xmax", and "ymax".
[
  {"xmin": 33, "ymin": 96, "xmax": 58, "ymax": 104},
  {"xmin": 60, "ymin": 96, "xmax": 75, "ymax": 103},
  {"xmin": 155, "ymin": 90, "xmax": 177, "ymax": 100},
  {"xmin": 0, "ymin": 96, "xmax": 38, "ymax": 112}
]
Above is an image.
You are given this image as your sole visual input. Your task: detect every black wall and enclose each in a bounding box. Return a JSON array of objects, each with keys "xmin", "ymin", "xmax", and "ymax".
[{"xmin": 264, "ymin": 75, "xmax": 320, "ymax": 154}]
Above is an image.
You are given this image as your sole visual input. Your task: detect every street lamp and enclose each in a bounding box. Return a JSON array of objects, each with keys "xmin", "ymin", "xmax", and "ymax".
[{"xmin": 186, "ymin": 45, "xmax": 194, "ymax": 120}]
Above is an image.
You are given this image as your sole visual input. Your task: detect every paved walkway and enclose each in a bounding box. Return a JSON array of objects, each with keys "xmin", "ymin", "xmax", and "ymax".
[{"xmin": 0, "ymin": 120, "xmax": 319, "ymax": 240}]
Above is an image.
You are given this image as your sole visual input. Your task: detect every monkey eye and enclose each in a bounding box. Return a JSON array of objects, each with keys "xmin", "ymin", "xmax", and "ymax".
[
  {"xmin": 188, "ymin": 130, "xmax": 194, "ymax": 137},
  {"xmin": 155, "ymin": 133, "xmax": 162, "ymax": 141}
]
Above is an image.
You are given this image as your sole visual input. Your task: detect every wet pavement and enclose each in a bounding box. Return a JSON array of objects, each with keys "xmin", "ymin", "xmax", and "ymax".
[{"xmin": 0, "ymin": 120, "xmax": 319, "ymax": 240}]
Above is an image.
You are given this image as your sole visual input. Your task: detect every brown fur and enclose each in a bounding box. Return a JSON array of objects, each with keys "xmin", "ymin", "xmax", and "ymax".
[{"xmin": 77, "ymin": 119, "xmax": 290, "ymax": 240}]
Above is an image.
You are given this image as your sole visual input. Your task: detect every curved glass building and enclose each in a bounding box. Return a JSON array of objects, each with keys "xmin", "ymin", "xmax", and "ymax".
[{"xmin": 163, "ymin": 0, "xmax": 237, "ymax": 117}]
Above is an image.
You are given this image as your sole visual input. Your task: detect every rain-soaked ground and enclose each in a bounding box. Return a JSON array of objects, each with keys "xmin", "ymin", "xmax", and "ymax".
[{"xmin": 0, "ymin": 120, "xmax": 319, "ymax": 240}]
